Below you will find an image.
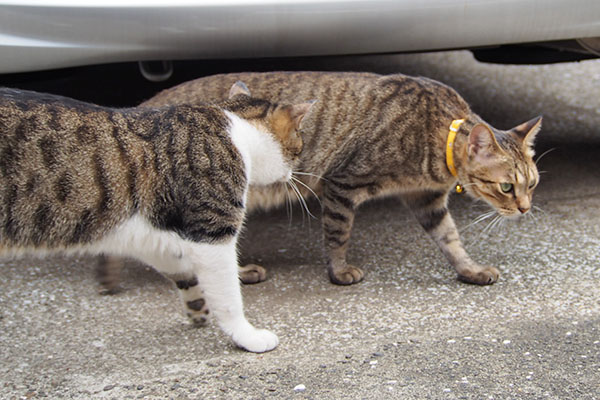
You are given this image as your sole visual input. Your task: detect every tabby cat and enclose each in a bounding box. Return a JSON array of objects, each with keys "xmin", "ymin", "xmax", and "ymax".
[
  {"xmin": 105, "ymin": 71, "xmax": 541, "ymax": 288},
  {"xmin": 0, "ymin": 82, "xmax": 312, "ymax": 353}
]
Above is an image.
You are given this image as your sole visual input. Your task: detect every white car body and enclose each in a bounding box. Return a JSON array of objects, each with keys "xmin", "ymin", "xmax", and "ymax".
[{"xmin": 0, "ymin": 0, "xmax": 599, "ymax": 73}]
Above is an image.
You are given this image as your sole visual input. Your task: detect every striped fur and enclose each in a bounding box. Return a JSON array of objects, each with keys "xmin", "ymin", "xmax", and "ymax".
[
  {"xmin": 95, "ymin": 72, "xmax": 541, "ymax": 287},
  {"xmin": 0, "ymin": 85, "xmax": 311, "ymax": 352}
]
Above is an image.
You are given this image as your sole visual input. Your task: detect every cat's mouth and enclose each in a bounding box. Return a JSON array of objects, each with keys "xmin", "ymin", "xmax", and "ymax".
[{"xmin": 497, "ymin": 207, "xmax": 524, "ymax": 219}]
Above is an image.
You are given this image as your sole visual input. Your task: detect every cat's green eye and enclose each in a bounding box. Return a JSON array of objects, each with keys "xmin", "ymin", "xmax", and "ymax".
[{"xmin": 500, "ymin": 183, "xmax": 513, "ymax": 193}]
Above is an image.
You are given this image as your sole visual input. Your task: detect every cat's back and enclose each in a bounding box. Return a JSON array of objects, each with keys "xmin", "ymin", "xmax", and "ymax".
[
  {"xmin": 0, "ymin": 87, "xmax": 115, "ymax": 145},
  {"xmin": 143, "ymin": 71, "xmax": 468, "ymax": 115},
  {"xmin": 142, "ymin": 72, "xmax": 472, "ymax": 178},
  {"xmin": 0, "ymin": 88, "xmax": 161, "ymax": 251},
  {"xmin": 0, "ymin": 87, "xmax": 105, "ymax": 114},
  {"xmin": 143, "ymin": 71, "xmax": 381, "ymax": 106},
  {"xmin": 0, "ymin": 87, "xmax": 83, "ymax": 109},
  {"xmin": 0, "ymin": 87, "xmax": 251, "ymax": 252},
  {"xmin": 142, "ymin": 72, "xmax": 470, "ymax": 139}
]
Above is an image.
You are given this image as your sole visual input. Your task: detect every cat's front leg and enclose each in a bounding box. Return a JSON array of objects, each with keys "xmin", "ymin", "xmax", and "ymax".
[
  {"xmin": 404, "ymin": 190, "xmax": 499, "ymax": 285},
  {"xmin": 165, "ymin": 272, "xmax": 210, "ymax": 326},
  {"xmin": 322, "ymin": 182, "xmax": 364, "ymax": 285},
  {"xmin": 131, "ymin": 236, "xmax": 277, "ymax": 352},
  {"xmin": 174, "ymin": 265, "xmax": 267, "ymax": 326},
  {"xmin": 191, "ymin": 240, "xmax": 278, "ymax": 353}
]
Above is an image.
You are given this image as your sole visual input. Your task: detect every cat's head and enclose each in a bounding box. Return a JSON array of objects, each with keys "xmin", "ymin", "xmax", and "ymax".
[
  {"xmin": 459, "ymin": 117, "xmax": 542, "ymax": 218},
  {"xmin": 224, "ymin": 81, "xmax": 314, "ymax": 183},
  {"xmin": 226, "ymin": 81, "xmax": 313, "ymax": 159}
]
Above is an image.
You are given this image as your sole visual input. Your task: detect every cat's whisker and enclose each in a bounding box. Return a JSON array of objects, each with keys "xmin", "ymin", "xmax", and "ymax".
[
  {"xmin": 495, "ymin": 215, "xmax": 507, "ymax": 233},
  {"xmin": 474, "ymin": 210, "xmax": 496, "ymax": 222},
  {"xmin": 286, "ymin": 179, "xmax": 314, "ymax": 225},
  {"xmin": 526, "ymin": 209, "xmax": 538, "ymax": 228},
  {"xmin": 493, "ymin": 215, "xmax": 506, "ymax": 235},
  {"xmin": 494, "ymin": 215, "xmax": 504, "ymax": 231},
  {"xmin": 532, "ymin": 205, "xmax": 547, "ymax": 215},
  {"xmin": 460, "ymin": 210, "xmax": 496, "ymax": 233},
  {"xmin": 292, "ymin": 181, "xmax": 310, "ymax": 223},
  {"xmin": 464, "ymin": 211, "xmax": 500, "ymax": 247},
  {"xmin": 291, "ymin": 178, "xmax": 320, "ymax": 219},
  {"xmin": 285, "ymin": 181, "xmax": 305, "ymax": 221},
  {"xmin": 288, "ymin": 179, "xmax": 317, "ymax": 220},
  {"xmin": 467, "ymin": 216, "xmax": 496, "ymax": 247},
  {"xmin": 535, "ymin": 147, "xmax": 556, "ymax": 165},
  {"xmin": 481, "ymin": 217, "xmax": 495, "ymax": 236},
  {"xmin": 529, "ymin": 206, "xmax": 546, "ymax": 229},
  {"xmin": 291, "ymin": 175, "xmax": 322, "ymax": 207},
  {"xmin": 481, "ymin": 214, "xmax": 502, "ymax": 236},
  {"xmin": 293, "ymin": 171, "xmax": 328, "ymax": 182},
  {"xmin": 284, "ymin": 183, "xmax": 294, "ymax": 225}
]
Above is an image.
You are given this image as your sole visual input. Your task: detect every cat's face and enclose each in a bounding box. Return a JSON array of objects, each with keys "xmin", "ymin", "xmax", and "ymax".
[
  {"xmin": 225, "ymin": 82, "xmax": 313, "ymax": 179},
  {"xmin": 461, "ymin": 117, "xmax": 542, "ymax": 218}
]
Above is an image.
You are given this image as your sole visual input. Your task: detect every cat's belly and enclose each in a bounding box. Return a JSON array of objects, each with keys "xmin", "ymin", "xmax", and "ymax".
[{"xmin": 90, "ymin": 214, "xmax": 194, "ymax": 274}]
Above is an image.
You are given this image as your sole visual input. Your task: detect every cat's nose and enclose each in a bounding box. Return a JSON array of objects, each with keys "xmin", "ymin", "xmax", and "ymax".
[{"xmin": 517, "ymin": 197, "xmax": 531, "ymax": 214}]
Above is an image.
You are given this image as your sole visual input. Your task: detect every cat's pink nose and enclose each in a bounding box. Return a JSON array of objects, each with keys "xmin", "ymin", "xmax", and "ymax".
[{"xmin": 518, "ymin": 206, "xmax": 530, "ymax": 214}]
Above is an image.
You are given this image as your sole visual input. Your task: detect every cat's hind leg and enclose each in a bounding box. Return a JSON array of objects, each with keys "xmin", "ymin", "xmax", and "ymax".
[{"xmin": 404, "ymin": 190, "xmax": 499, "ymax": 285}]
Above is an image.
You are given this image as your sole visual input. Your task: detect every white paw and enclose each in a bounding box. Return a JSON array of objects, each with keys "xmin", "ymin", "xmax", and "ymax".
[{"xmin": 232, "ymin": 325, "xmax": 279, "ymax": 353}]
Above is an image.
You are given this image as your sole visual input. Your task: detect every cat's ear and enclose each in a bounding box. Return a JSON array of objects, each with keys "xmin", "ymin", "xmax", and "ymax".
[
  {"xmin": 228, "ymin": 81, "xmax": 251, "ymax": 99},
  {"xmin": 510, "ymin": 116, "xmax": 542, "ymax": 154},
  {"xmin": 289, "ymin": 100, "xmax": 316, "ymax": 129},
  {"xmin": 468, "ymin": 124, "xmax": 504, "ymax": 162}
]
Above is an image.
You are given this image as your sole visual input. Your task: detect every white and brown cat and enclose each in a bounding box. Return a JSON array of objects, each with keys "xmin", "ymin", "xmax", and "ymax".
[{"xmin": 0, "ymin": 82, "xmax": 313, "ymax": 352}]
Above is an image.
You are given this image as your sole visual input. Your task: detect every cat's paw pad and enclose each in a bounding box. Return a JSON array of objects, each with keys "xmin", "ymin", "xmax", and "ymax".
[
  {"xmin": 328, "ymin": 263, "xmax": 364, "ymax": 285},
  {"xmin": 232, "ymin": 326, "xmax": 279, "ymax": 353},
  {"xmin": 238, "ymin": 264, "xmax": 267, "ymax": 284},
  {"xmin": 458, "ymin": 266, "xmax": 500, "ymax": 285},
  {"xmin": 184, "ymin": 298, "xmax": 210, "ymax": 326},
  {"xmin": 187, "ymin": 312, "xmax": 209, "ymax": 327}
]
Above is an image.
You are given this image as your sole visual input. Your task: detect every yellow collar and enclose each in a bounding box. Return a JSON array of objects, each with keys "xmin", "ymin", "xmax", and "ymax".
[
  {"xmin": 446, "ymin": 119, "xmax": 465, "ymax": 177},
  {"xmin": 446, "ymin": 119, "xmax": 465, "ymax": 192}
]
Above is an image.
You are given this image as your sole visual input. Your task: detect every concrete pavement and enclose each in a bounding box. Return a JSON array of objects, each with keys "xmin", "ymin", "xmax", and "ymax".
[{"xmin": 1, "ymin": 51, "xmax": 599, "ymax": 399}]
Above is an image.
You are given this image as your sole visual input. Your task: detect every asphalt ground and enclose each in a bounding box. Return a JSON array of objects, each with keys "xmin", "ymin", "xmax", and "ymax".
[{"xmin": 1, "ymin": 51, "xmax": 599, "ymax": 399}]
